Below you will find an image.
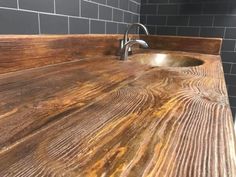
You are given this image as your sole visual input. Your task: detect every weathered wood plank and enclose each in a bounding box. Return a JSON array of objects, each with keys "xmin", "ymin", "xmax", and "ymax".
[{"xmin": 0, "ymin": 56, "xmax": 149, "ymax": 149}]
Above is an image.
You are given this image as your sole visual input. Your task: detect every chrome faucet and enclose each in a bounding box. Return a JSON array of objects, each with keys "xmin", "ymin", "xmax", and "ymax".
[
  {"xmin": 120, "ymin": 40, "xmax": 148, "ymax": 60},
  {"xmin": 123, "ymin": 23, "xmax": 149, "ymax": 45},
  {"xmin": 120, "ymin": 23, "xmax": 149, "ymax": 60}
]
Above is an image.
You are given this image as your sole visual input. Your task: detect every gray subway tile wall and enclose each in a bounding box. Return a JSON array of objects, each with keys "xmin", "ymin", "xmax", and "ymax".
[
  {"xmin": 90, "ymin": 20, "xmax": 105, "ymax": 34},
  {"xmin": 40, "ymin": 14, "xmax": 68, "ymax": 34},
  {"xmin": 0, "ymin": 0, "xmax": 18, "ymax": 8},
  {"xmin": 19, "ymin": 0, "xmax": 54, "ymax": 13},
  {"xmin": 0, "ymin": 0, "xmax": 141, "ymax": 34},
  {"xmin": 55, "ymin": 0, "xmax": 80, "ymax": 16},
  {"xmin": 140, "ymin": 0, "xmax": 236, "ymax": 121},
  {"xmin": 69, "ymin": 17, "xmax": 89, "ymax": 34},
  {"xmin": 0, "ymin": 9, "xmax": 39, "ymax": 34}
]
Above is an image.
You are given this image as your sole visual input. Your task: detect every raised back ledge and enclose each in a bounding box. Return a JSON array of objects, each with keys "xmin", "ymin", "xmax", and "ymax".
[
  {"xmin": 0, "ymin": 34, "xmax": 222, "ymax": 75},
  {"xmin": 0, "ymin": 34, "xmax": 122, "ymax": 38},
  {"xmin": 0, "ymin": 34, "xmax": 124, "ymax": 75},
  {"xmin": 140, "ymin": 34, "xmax": 222, "ymax": 55}
]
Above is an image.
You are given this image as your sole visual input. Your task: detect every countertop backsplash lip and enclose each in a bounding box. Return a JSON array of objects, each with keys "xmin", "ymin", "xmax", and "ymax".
[{"xmin": 0, "ymin": 34, "xmax": 223, "ymax": 73}]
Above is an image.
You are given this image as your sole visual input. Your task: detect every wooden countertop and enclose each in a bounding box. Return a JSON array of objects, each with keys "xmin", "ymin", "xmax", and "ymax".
[{"xmin": 0, "ymin": 47, "xmax": 235, "ymax": 176}]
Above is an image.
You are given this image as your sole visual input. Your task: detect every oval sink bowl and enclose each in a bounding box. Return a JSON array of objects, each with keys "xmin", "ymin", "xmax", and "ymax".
[{"xmin": 131, "ymin": 53, "xmax": 204, "ymax": 67}]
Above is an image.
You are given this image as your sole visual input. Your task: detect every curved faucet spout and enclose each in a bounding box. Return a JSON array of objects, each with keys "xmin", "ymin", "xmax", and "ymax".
[
  {"xmin": 124, "ymin": 23, "xmax": 149, "ymax": 44},
  {"xmin": 120, "ymin": 40, "xmax": 149, "ymax": 60},
  {"xmin": 120, "ymin": 23, "xmax": 149, "ymax": 60}
]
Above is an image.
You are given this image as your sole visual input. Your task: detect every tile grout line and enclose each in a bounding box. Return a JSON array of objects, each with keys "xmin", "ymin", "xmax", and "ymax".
[
  {"xmin": 105, "ymin": 21, "xmax": 107, "ymax": 34},
  {"xmin": 223, "ymin": 27, "xmax": 227, "ymax": 38},
  {"xmin": 230, "ymin": 64, "xmax": 233, "ymax": 74},
  {"xmin": 234, "ymin": 39, "xmax": 236, "ymax": 52},
  {"xmin": 81, "ymin": 0, "xmax": 140, "ymax": 16},
  {"xmin": 38, "ymin": 13, "xmax": 41, "ymax": 34},
  {"xmin": 0, "ymin": 7, "xmax": 134, "ymax": 26},
  {"xmin": 54, "ymin": 0, "xmax": 56, "ymax": 14},
  {"xmin": 17, "ymin": 0, "xmax": 19, "ymax": 9},
  {"xmin": 89, "ymin": 19, "xmax": 91, "ymax": 34},
  {"xmin": 79, "ymin": 0, "xmax": 81, "ymax": 17},
  {"xmin": 98, "ymin": 4, "xmax": 99, "ymax": 20},
  {"xmin": 68, "ymin": 16, "xmax": 70, "ymax": 34},
  {"xmin": 111, "ymin": 8, "xmax": 113, "ymax": 21}
]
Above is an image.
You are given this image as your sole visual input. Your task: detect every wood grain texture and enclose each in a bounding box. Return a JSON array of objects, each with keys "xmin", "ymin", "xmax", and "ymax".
[
  {"xmin": 140, "ymin": 35, "xmax": 222, "ymax": 55},
  {"xmin": 0, "ymin": 35, "xmax": 122, "ymax": 74},
  {"xmin": 0, "ymin": 57, "xmax": 148, "ymax": 149},
  {"xmin": 0, "ymin": 48, "xmax": 235, "ymax": 177},
  {"xmin": 0, "ymin": 35, "xmax": 221, "ymax": 75}
]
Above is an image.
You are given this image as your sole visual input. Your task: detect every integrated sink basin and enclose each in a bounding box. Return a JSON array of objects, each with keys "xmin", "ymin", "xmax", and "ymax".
[{"xmin": 130, "ymin": 53, "xmax": 204, "ymax": 67}]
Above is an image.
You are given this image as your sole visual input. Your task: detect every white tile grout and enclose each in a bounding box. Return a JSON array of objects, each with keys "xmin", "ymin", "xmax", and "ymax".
[
  {"xmin": 0, "ymin": 6, "xmax": 138, "ymax": 26},
  {"xmin": 79, "ymin": 0, "xmax": 81, "ymax": 16},
  {"xmin": 89, "ymin": 19, "xmax": 91, "ymax": 34},
  {"xmin": 38, "ymin": 13, "xmax": 41, "ymax": 34},
  {"xmin": 82, "ymin": 0, "xmax": 140, "ymax": 16},
  {"xmin": 116, "ymin": 20, "xmax": 118, "ymax": 33},
  {"xmin": 98, "ymin": 4, "xmax": 99, "ymax": 19},
  {"xmin": 128, "ymin": 0, "xmax": 130, "ymax": 12},
  {"xmin": 17, "ymin": 0, "xmax": 19, "ymax": 9},
  {"xmin": 0, "ymin": 0, "xmax": 142, "ymax": 36},
  {"xmin": 53, "ymin": 0, "xmax": 56, "ymax": 14},
  {"xmin": 105, "ymin": 21, "xmax": 106, "ymax": 34},
  {"xmin": 230, "ymin": 63, "xmax": 234, "ymax": 74},
  {"xmin": 111, "ymin": 8, "xmax": 113, "ymax": 21},
  {"xmin": 129, "ymin": 0, "xmax": 140, "ymax": 5},
  {"xmin": 233, "ymin": 40, "xmax": 236, "ymax": 52},
  {"xmin": 68, "ymin": 16, "xmax": 70, "ymax": 34},
  {"xmin": 223, "ymin": 27, "xmax": 227, "ymax": 38}
]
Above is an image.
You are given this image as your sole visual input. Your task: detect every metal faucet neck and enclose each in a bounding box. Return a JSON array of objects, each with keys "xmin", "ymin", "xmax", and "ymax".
[
  {"xmin": 124, "ymin": 23, "xmax": 149, "ymax": 44},
  {"xmin": 120, "ymin": 40, "xmax": 149, "ymax": 60}
]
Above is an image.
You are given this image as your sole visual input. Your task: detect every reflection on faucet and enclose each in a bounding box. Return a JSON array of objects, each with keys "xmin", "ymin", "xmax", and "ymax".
[
  {"xmin": 124, "ymin": 23, "xmax": 149, "ymax": 45},
  {"xmin": 120, "ymin": 40, "xmax": 149, "ymax": 60},
  {"xmin": 120, "ymin": 23, "xmax": 150, "ymax": 60}
]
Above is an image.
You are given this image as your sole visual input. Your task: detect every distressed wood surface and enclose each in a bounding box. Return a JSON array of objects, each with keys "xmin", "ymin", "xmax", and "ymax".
[
  {"xmin": 0, "ymin": 35, "xmax": 122, "ymax": 74},
  {"xmin": 141, "ymin": 35, "xmax": 222, "ymax": 55},
  {"xmin": 0, "ymin": 56, "xmax": 149, "ymax": 149},
  {"xmin": 0, "ymin": 35, "xmax": 222, "ymax": 74},
  {"xmin": 0, "ymin": 48, "xmax": 235, "ymax": 177}
]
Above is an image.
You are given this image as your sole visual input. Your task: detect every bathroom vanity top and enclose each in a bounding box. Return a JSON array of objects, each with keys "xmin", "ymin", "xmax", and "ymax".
[{"xmin": 0, "ymin": 35, "xmax": 235, "ymax": 177}]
